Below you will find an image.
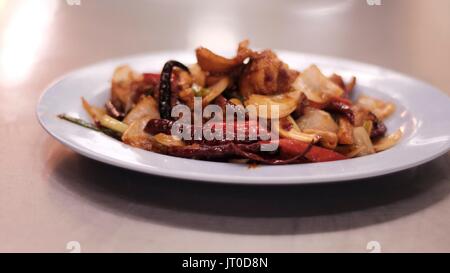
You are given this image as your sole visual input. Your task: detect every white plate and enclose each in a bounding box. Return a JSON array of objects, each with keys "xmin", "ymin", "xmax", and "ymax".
[{"xmin": 37, "ymin": 51, "xmax": 450, "ymax": 185}]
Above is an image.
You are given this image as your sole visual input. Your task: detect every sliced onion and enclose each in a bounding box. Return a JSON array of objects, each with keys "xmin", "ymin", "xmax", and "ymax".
[
  {"xmin": 277, "ymin": 116, "xmax": 320, "ymax": 143},
  {"xmin": 302, "ymin": 128, "xmax": 338, "ymax": 150},
  {"xmin": 296, "ymin": 107, "xmax": 339, "ymax": 133},
  {"xmin": 154, "ymin": 133, "xmax": 185, "ymax": 147},
  {"xmin": 122, "ymin": 116, "xmax": 154, "ymax": 150},
  {"xmin": 244, "ymin": 90, "xmax": 301, "ymax": 119},
  {"xmin": 292, "ymin": 65, "xmax": 344, "ymax": 104},
  {"xmin": 356, "ymin": 95, "xmax": 396, "ymax": 120},
  {"xmin": 337, "ymin": 116, "xmax": 354, "ymax": 145},
  {"xmin": 123, "ymin": 96, "xmax": 160, "ymax": 125},
  {"xmin": 352, "ymin": 127, "xmax": 375, "ymax": 156},
  {"xmin": 202, "ymin": 77, "xmax": 230, "ymax": 106},
  {"xmin": 373, "ymin": 129, "xmax": 403, "ymax": 152}
]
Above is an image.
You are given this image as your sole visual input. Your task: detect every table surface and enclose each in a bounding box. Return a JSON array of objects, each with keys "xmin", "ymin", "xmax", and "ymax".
[{"xmin": 1, "ymin": 0, "xmax": 449, "ymax": 253}]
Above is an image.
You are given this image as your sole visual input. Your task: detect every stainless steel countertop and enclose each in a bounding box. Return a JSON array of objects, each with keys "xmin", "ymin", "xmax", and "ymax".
[{"xmin": 0, "ymin": 0, "xmax": 449, "ymax": 252}]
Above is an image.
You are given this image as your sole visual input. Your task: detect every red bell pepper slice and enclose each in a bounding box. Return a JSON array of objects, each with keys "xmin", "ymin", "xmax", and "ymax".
[{"xmin": 278, "ymin": 139, "xmax": 347, "ymax": 162}]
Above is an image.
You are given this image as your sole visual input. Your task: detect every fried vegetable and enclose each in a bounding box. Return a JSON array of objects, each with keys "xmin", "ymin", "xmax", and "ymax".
[
  {"xmin": 159, "ymin": 60, "xmax": 190, "ymax": 120},
  {"xmin": 302, "ymin": 128, "xmax": 338, "ymax": 150},
  {"xmin": 356, "ymin": 95, "xmax": 396, "ymax": 120},
  {"xmin": 122, "ymin": 116, "xmax": 154, "ymax": 150},
  {"xmin": 145, "ymin": 119, "xmax": 174, "ymax": 135},
  {"xmin": 111, "ymin": 65, "xmax": 144, "ymax": 113},
  {"xmin": 123, "ymin": 96, "xmax": 160, "ymax": 125},
  {"xmin": 277, "ymin": 116, "xmax": 320, "ymax": 143},
  {"xmin": 58, "ymin": 114, "xmax": 101, "ymax": 132},
  {"xmin": 82, "ymin": 97, "xmax": 106, "ymax": 124},
  {"xmin": 105, "ymin": 100, "xmax": 124, "ymax": 120},
  {"xmin": 336, "ymin": 146, "xmax": 365, "ymax": 158},
  {"xmin": 329, "ymin": 74, "xmax": 346, "ymax": 90},
  {"xmin": 196, "ymin": 40, "xmax": 252, "ymax": 73},
  {"xmin": 337, "ymin": 116, "xmax": 354, "ymax": 145},
  {"xmin": 297, "ymin": 107, "xmax": 339, "ymax": 133},
  {"xmin": 373, "ymin": 129, "xmax": 403, "ymax": 152},
  {"xmin": 325, "ymin": 97, "xmax": 355, "ymax": 124},
  {"xmin": 233, "ymin": 141, "xmax": 313, "ymax": 165},
  {"xmin": 368, "ymin": 112, "xmax": 387, "ymax": 139},
  {"xmin": 278, "ymin": 139, "xmax": 346, "ymax": 162},
  {"xmin": 202, "ymin": 77, "xmax": 230, "ymax": 106},
  {"xmin": 292, "ymin": 65, "xmax": 344, "ymax": 104},
  {"xmin": 154, "ymin": 133, "xmax": 185, "ymax": 147},
  {"xmin": 162, "ymin": 143, "xmax": 238, "ymax": 160},
  {"xmin": 363, "ymin": 120, "xmax": 373, "ymax": 135},
  {"xmin": 351, "ymin": 105, "xmax": 367, "ymax": 127},
  {"xmin": 352, "ymin": 127, "xmax": 375, "ymax": 156},
  {"xmin": 345, "ymin": 76, "xmax": 357, "ymax": 95},
  {"xmin": 58, "ymin": 114, "xmax": 121, "ymax": 138},
  {"xmin": 229, "ymin": 98, "xmax": 243, "ymax": 106},
  {"xmin": 99, "ymin": 115, "xmax": 129, "ymax": 134},
  {"xmin": 244, "ymin": 90, "xmax": 301, "ymax": 118}
]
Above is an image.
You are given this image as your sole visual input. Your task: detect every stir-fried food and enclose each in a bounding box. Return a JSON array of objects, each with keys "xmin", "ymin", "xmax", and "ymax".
[{"xmin": 60, "ymin": 41, "xmax": 401, "ymax": 165}]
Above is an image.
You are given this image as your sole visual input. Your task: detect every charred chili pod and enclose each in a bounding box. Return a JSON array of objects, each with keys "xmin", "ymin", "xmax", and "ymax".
[
  {"xmin": 145, "ymin": 119, "xmax": 174, "ymax": 135},
  {"xmin": 367, "ymin": 112, "xmax": 387, "ymax": 139},
  {"xmin": 145, "ymin": 118, "xmax": 265, "ymax": 144},
  {"xmin": 164, "ymin": 142, "xmax": 260, "ymax": 160},
  {"xmin": 325, "ymin": 99, "xmax": 355, "ymax": 125},
  {"xmin": 232, "ymin": 142, "xmax": 313, "ymax": 165},
  {"xmin": 158, "ymin": 60, "xmax": 190, "ymax": 120},
  {"xmin": 105, "ymin": 100, "xmax": 125, "ymax": 120}
]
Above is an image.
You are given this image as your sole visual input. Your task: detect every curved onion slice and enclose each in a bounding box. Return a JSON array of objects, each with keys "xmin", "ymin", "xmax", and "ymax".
[
  {"xmin": 122, "ymin": 116, "xmax": 154, "ymax": 150},
  {"xmin": 356, "ymin": 95, "xmax": 396, "ymax": 120},
  {"xmin": 244, "ymin": 90, "xmax": 301, "ymax": 119},
  {"xmin": 123, "ymin": 96, "xmax": 160, "ymax": 125},
  {"xmin": 373, "ymin": 129, "xmax": 403, "ymax": 152},
  {"xmin": 292, "ymin": 65, "xmax": 344, "ymax": 104},
  {"xmin": 302, "ymin": 128, "xmax": 338, "ymax": 150},
  {"xmin": 154, "ymin": 133, "xmax": 185, "ymax": 147},
  {"xmin": 202, "ymin": 77, "xmax": 230, "ymax": 106},
  {"xmin": 296, "ymin": 107, "xmax": 339, "ymax": 133},
  {"xmin": 277, "ymin": 116, "xmax": 320, "ymax": 143},
  {"xmin": 352, "ymin": 127, "xmax": 375, "ymax": 156}
]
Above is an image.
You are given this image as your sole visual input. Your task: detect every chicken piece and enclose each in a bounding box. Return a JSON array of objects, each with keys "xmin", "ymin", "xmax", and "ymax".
[
  {"xmin": 240, "ymin": 50, "xmax": 298, "ymax": 97},
  {"xmin": 337, "ymin": 116, "xmax": 354, "ymax": 145},
  {"xmin": 196, "ymin": 40, "xmax": 253, "ymax": 73}
]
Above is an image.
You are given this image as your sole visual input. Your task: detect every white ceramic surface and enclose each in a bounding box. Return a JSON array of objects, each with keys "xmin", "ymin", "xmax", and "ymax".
[{"xmin": 36, "ymin": 51, "xmax": 450, "ymax": 185}]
